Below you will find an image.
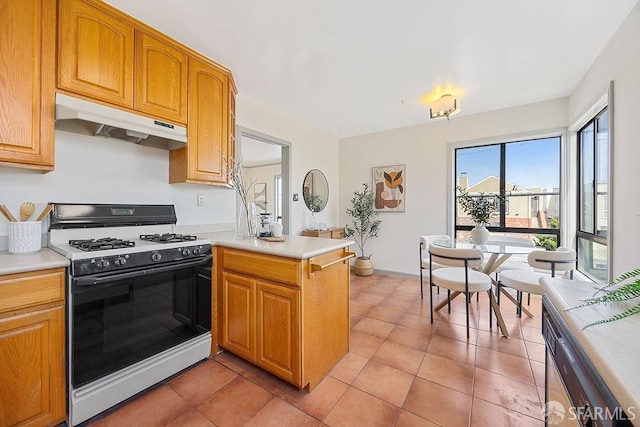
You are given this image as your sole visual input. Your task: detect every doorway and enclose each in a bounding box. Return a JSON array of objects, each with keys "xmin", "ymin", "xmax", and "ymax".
[{"xmin": 237, "ymin": 126, "xmax": 292, "ymax": 234}]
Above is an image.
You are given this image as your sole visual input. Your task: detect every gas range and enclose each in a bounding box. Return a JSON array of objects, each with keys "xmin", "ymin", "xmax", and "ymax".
[
  {"xmin": 51, "ymin": 203, "xmax": 214, "ymax": 425},
  {"xmin": 48, "ymin": 204, "xmax": 211, "ymax": 276}
]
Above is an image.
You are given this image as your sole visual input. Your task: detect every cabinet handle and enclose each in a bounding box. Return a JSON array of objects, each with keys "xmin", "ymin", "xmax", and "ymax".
[{"xmin": 308, "ymin": 252, "xmax": 356, "ymax": 278}]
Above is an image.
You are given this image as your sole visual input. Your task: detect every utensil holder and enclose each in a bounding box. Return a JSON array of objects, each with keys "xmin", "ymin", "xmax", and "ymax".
[{"xmin": 8, "ymin": 222, "xmax": 42, "ymax": 254}]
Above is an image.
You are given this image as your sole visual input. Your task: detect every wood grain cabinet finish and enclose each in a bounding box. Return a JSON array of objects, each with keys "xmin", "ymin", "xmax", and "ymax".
[
  {"xmin": 0, "ymin": 268, "xmax": 65, "ymax": 427},
  {"xmin": 217, "ymin": 248, "xmax": 349, "ymax": 390},
  {"xmin": 0, "ymin": 0, "xmax": 56, "ymax": 171},
  {"xmin": 169, "ymin": 57, "xmax": 234, "ymax": 185},
  {"xmin": 134, "ymin": 31, "xmax": 188, "ymax": 124},
  {"xmin": 221, "ymin": 272, "xmax": 256, "ymax": 362},
  {"xmin": 58, "ymin": 0, "xmax": 135, "ymax": 108},
  {"xmin": 301, "ymin": 227, "xmax": 345, "ymax": 239},
  {"xmin": 257, "ymin": 281, "xmax": 300, "ymax": 384},
  {"xmin": 55, "ymin": 0, "xmax": 237, "ymax": 185}
]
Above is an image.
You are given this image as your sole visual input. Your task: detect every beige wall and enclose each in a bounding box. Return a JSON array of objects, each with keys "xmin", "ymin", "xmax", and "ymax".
[
  {"xmin": 569, "ymin": 1, "xmax": 640, "ymax": 276},
  {"xmin": 339, "ymin": 98, "xmax": 568, "ymax": 275}
]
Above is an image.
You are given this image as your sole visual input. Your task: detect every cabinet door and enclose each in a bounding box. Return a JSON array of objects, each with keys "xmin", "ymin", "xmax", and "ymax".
[
  {"xmin": 58, "ymin": 0, "xmax": 134, "ymax": 107},
  {"xmin": 221, "ymin": 272, "xmax": 256, "ymax": 362},
  {"xmin": 0, "ymin": 0, "xmax": 55, "ymax": 171},
  {"xmin": 170, "ymin": 57, "xmax": 229, "ymax": 184},
  {"xmin": 257, "ymin": 281, "xmax": 300, "ymax": 385},
  {"xmin": 0, "ymin": 307, "xmax": 65, "ymax": 427},
  {"xmin": 134, "ymin": 31, "xmax": 187, "ymax": 124}
]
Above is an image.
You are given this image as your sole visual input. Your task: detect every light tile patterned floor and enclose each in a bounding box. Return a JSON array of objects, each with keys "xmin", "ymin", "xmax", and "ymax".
[{"xmin": 86, "ymin": 272, "xmax": 545, "ymax": 426}]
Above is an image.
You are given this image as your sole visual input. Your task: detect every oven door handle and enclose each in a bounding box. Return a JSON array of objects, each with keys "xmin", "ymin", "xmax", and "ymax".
[{"xmin": 74, "ymin": 255, "xmax": 213, "ymax": 287}]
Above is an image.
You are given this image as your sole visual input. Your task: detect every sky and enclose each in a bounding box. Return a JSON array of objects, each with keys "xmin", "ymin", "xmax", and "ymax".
[{"xmin": 456, "ymin": 137, "xmax": 560, "ymax": 190}]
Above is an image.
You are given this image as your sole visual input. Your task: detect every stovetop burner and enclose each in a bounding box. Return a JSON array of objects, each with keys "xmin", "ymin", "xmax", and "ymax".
[
  {"xmin": 140, "ymin": 233, "xmax": 197, "ymax": 243},
  {"xmin": 69, "ymin": 237, "xmax": 136, "ymax": 252}
]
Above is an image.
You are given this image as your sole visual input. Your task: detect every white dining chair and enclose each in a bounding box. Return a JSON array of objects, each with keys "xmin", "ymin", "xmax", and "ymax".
[
  {"xmin": 419, "ymin": 235, "xmax": 450, "ymax": 299},
  {"xmin": 428, "ymin": 243, "xmax": 493, "ymax": 339},
  {"xmin": 487, "ymin": 234, "xmax": 535, "ymax": 305},
  {"xmin": 498, "ymin": 247, "xmax": 576, "ymax": 317}
]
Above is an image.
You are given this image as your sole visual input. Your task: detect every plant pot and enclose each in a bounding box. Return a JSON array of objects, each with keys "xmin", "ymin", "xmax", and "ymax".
[
  {"xmin": 471, "ymin": 223, "xmax": 490, "ymax": 245},
  {"xmin": 354, "ymin": 257, "xmax": 374, "ymax": 276}
]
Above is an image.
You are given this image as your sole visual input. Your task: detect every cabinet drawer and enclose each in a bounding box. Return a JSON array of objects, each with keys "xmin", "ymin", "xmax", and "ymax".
[
  {"xmin": 0, "ymin": 269, "xmax": 65, "ymax": 314},
  {"xmin": 222, "ymin": 249, "xmax": 300, "ymax": 287}
]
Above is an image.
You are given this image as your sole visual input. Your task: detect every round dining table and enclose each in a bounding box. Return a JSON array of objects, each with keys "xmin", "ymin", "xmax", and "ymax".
[{"xmin": 430, "ymin": 238, "xmax": 537, "ymax": 337}]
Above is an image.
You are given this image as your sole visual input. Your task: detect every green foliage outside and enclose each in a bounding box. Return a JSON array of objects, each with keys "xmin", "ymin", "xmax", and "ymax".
[{"xmin": 534, "ymin": 216, "xmax": 559, "ymax": 250}]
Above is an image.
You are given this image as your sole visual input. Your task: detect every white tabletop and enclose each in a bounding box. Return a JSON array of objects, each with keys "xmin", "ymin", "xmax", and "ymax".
[{"xmin": 431, "ymin": 238, "xmax": 536, "ymax": 255}]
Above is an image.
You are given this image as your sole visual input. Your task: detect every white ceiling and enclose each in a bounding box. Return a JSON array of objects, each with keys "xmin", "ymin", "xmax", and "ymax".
[{"xmin": 106, "ymin": 0, "xmax": 638, "ymax": 138}]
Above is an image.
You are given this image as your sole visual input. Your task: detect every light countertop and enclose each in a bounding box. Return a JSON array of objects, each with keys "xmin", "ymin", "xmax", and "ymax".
[
  {"xmin": 201, "ymin": 230, "xmax": 354, "ymax": 259},
  {"xmin": 0, "ymin": 248, "xmax": 69, "ymax": 276},
  {"xmin": 541, "ymin": 277, "xmax": 640, "ymax": 413}
]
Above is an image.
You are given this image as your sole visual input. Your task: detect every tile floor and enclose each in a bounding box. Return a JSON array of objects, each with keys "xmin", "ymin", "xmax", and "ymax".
[{"xmin": 86, "ymin": 272, "xmax": 546, "ymax": 426}]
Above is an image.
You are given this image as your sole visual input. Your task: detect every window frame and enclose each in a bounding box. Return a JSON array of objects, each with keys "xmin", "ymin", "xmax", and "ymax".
[
  {"xmin": 453, "ymin": 136, "xmax": 562, "ymax": 244},
  {"xmin": 576, "ymin": 107, "xmax": 609, "ymax": 281}
]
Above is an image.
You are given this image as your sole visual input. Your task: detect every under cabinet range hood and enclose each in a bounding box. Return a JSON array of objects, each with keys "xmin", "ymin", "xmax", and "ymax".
[{"xmin": 55, "ymin": 93, "xmax": 187, "ymax": 150}]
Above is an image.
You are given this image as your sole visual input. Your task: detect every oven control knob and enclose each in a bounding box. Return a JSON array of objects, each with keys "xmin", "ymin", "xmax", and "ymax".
[
  {"xmin": 114, "ymin": 257, "xmax": 127, "ymax": 266},
  {"xmin": 96, "ymin": 259, "xmax": 110, "ymax": 268},
  {"xmin": 193, "ymin": 247, "xmax": 201, "ymax": 255},
  {"xmin": 151, "ymin": 252, "xmax": 162, "ymax": 262},
  {"xmin": 182, "ymin": 249, "xmax": 191, "ymax": 256}
]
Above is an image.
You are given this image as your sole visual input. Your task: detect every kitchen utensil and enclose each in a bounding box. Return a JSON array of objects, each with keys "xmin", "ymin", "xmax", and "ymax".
[
  {"xmin": 0, "ymin": 204, "xmax": 17, "ymax": 222},
  {"xmin": 19, "ymin": 202, "xmax": 35, "ymax": 221},
  {"xmin": 36, "ymin": 204, "xmax": 54, "ymax": 222}
]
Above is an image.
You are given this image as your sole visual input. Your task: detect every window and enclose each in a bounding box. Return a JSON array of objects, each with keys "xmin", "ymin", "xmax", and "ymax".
[
  {"xmin": 274, "ymin": 175, "xmax": 282, "ymax": 221},
  {"xmin": 577, "ymin": 108, "xmax": 608, "ymax": 281},
  {"xmin": 455, "ymin": 137, "xmax": 561, "ymax": 246}
]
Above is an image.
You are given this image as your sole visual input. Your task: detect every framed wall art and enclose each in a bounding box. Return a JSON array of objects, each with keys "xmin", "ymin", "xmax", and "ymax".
[
  {"xmin": 254, "ymin": 182, "xmax": 267, "ymax": 212},
  {"xmin": 372, "ymin": 164, "xmax": 405, "ymax": 212}
]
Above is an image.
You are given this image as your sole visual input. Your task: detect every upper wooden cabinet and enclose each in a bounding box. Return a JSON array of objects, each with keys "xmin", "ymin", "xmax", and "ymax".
[
  {"xmin": 58, "ymin": 0, "xmax": 135, "ymax": 108},
  {"xmin": 56, "ymin": 0, "xmax": 236, "ymax": 185},
  {"xmin": 135, "ymin": 32, "xmax": 188, "ymax": 124},
  {"xmin": 58, "ymin": 0, "xmax": 189, "ymax": 125},
  {"xmin": 169, "ymin": 57, "xmax": 235, "ymax": 185},
  {"xmin": 0, "ymin": 0, "xmax": 56, "ymax": 171}
]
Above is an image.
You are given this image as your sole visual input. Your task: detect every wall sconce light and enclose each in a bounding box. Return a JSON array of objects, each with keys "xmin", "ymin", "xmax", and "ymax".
[{"xmin": 429, "ymin": 94, "xmax": 460, "ymax": 120}]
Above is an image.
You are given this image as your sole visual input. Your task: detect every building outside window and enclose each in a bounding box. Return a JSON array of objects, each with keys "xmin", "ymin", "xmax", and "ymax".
[
  {"xmin": 577, "ymin": 108, "xmax": 608, "ymax": 281},
  {"xmin": 455, "ymin": 137, "xmax": 561, "ymax": 247}
]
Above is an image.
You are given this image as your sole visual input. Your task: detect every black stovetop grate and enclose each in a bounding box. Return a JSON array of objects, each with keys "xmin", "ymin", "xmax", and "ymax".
[
  {"xmin": 69, "ymin": 237, "xmax": 136, "ymax": 252},
  {"xmin": 139, "ymin": 233, "xmax": 198, "ymax": 243}
]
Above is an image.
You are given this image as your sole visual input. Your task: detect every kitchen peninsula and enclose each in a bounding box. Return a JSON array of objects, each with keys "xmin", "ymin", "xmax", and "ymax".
[{"xmin": 206, "ymin": 231, "xmax": 354, "ymax": 391}]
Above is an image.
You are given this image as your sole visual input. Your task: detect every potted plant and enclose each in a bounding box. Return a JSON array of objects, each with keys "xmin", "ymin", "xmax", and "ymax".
[
  {"xmin": 457, "ymin": 186, "xmax": 503, "ymax": 244},
  {"xmin": 344, "ymin": 183, "xmax": 382, "ymax": 276}
]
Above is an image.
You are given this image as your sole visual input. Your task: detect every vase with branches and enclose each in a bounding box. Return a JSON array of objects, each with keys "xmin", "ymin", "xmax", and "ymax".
[
  {"xmin": 457, "ymin": 186, "xmax": 504, "ymax": 244},
  {"xmin": 222, "ymin": 154, "xmax": 258, "ymax": 238},
  {"xmin": 344, "ymin": 183, "xmax": 382, "ymax": 275}
]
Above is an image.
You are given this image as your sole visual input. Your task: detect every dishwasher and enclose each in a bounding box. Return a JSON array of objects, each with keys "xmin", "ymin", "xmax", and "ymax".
[{"xmin": 542, "ymin": 296, "xmax": 634, "ymax": 426}]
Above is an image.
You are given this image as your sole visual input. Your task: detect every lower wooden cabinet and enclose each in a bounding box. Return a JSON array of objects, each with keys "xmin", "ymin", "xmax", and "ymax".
[
  {"xmin": 218, "ymin": 247, "xmax": 349, "ymax": 390},
  {"xmin": 256, "ymin": 280, "xmax": 300, "ymax": 384},
  {"xmin": 221, "ymin": 272, "xmax": 301, "ymax": 385},
  {"xmin": 221, "ymin": 272, "xmax": 256, "ymax": 362},
  {"xmin": 0, "ymin": 268, "xmax": 66, "ymax": 427}
]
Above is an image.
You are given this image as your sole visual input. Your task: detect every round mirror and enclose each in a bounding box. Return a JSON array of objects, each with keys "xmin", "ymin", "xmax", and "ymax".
[{"xmin": 302, "ymin": 169, "xmax": 329, "ymax": 213}]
